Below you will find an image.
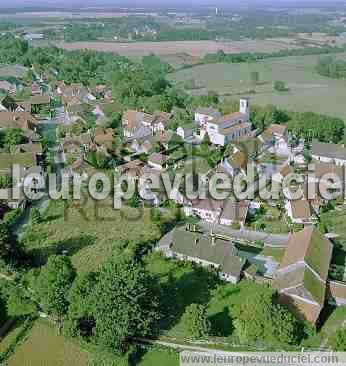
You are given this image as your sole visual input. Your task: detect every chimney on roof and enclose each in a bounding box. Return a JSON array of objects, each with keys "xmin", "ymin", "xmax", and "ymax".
[
  {"xmin": 210, "ymin": 228, "xmax": 216, "ymax": 246},
  {"xmin": 211, "ymin": 236, "xmax": 216, "ymax": 246},
  {"xmin": 194, "ymin": 238, "xmax": 199, "ymax": 246}
]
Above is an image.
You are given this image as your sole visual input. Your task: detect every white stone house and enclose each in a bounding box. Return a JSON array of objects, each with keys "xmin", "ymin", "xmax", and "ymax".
[
  {"xmin": 311, "ymin": 141, "xmax": 346, "ymax": 166},
  {"xmin": 183, "ymin": 197, "xmax": 249, "ymax": 227},
  {"xmin": 194, "ymin": 107, "xmax": 221, "ymax": 127},
  {"xmin": 183, "ymin": 197, "xmax": 223, "ymax": 223},
  {"xmin": 176, "ymin": 126, "xmax": 194, "ymax": 140},
  {"xmin": 205, "ymin": 98, "xmax": 252, "ymax": 146}
]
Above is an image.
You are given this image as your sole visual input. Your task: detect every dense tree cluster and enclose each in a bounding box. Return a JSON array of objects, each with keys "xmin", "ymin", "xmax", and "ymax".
[
  {"xmin": 0, "ymin": 222, "xmax": 25, "ymax": 266},
  {"xmin": 0, "ymin": 128, "xmax": 25, "ymax": 153},
  {"xmin": 54, "ymin": 10, "xmax": 346, "ymax": 43},
  {"xmin": 64, "ymin": 254, "xmax": 159, "ymax": 353},
  {"xmin": 203, "ymin": 45, "xmax": 346, "ymax": 65},
  {"xmin": 233, "ymin": 288, "xmax": 300, "ymax": 346},
  {"xmin": 32, "ymin": 255, "xmax": 76, "ymax": 321},
  {"xmin": 222, "ymin": 100, "xmax": 345, "ymax": 143},
  {"xmin": 63, "ymin": 17, "xmax": 160, "ymax": 42},
  {"xmin": 182, "ymin": 303, "xmax": 211, "ymax": 339},
  {"xmin": 316, "ymin": 56, "xmax": 346, "ymax": 79}
]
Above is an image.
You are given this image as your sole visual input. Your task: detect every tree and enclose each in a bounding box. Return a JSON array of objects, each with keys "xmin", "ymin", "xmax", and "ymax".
[
  {"xmin": 250, "ymin": 71, "xmax": 259, "ymax": 86},
  {"xmin": 1, "ymin": 128, "xmax": 24, "ymax": 153},
  {"xmin": 0, "ymin": 222, "xmax": 23, "ymax": 265},
  {"xmin": 182, "ymin": 303, "xmax": 210, "ymax": 339},
  {"xmin": 65, "ymin": 272, "xmax": 98, "ymax": 338},
  {"xmin": 33, "ymin": 255, "xmax": 76, "ymax": 321},
  {"xmin": 6, "ymin": 286, "xmax": 36, "ymax": 317},
  {"xmin": 332, "ymin": 328, "xmax": 346, "ymax": 351},
  {"xmin": 68, "ymin": 255, "xmax": 160, "ymax": 353},
  {"xmin": 233, "ymin": 289, "xmax": 299, "ymax": 346},
  {"xmin": 0, "ymin": 293, "xmax": 7, "ymax": 326},
  {"xmin": 30, "ymin": 208, "xmax": 42, "ymax": 225},
  {"xmin": 128, "ymin": 188, "xmax": 141, "ymax": 208},
  {"xmin": 274, "ymin": 80, "xmax": 288, "ymax": 92}
]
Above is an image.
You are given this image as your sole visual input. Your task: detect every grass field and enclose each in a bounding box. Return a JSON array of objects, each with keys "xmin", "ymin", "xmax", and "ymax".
[
  {"xmin": 2, "ymin": 318, "xmax": 179, "ymax": 366},
  {"xmin": 137, "ymin": 348, "xmax": 179, "ymax": 366},
  {"xmin": 22, "ymin": 198, "xmax": 162, "ymax": 273},
  {"xmin": 7, "ymin": 321, "xmax": 93, "ymax": 366},
  {"xmin": 169, "ymin": 54, "xmax": 346, "ymax": 119}
]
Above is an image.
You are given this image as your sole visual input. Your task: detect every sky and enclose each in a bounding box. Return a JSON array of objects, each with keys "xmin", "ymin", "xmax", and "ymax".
[
  {"xmin": 0, "ymin": 0, "xmax": 342, "ymax": 11},
  {"xmin": 0, "ymin": 0, "xmax": 340, "ymax": 6}
]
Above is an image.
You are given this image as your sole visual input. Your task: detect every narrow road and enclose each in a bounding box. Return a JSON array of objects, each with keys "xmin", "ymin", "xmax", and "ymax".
[{"xmin": 134, "ymin": 337, "xmax": 271, "ymax": 354}]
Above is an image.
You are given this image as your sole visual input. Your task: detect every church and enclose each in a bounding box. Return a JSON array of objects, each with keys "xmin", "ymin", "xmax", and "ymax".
[{"xmin": 201, "ymin": 98, "xmax": 253, "ymax": 146}]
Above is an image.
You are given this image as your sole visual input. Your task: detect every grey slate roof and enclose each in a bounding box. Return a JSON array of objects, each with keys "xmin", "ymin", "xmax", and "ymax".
[
  {"xmin": 171, "ymin": 227, "xmax": 246, "ymax": 277},
  {"xmin": 311, "ymin": 141, "xmax": 346, "ymax": 161},
  {"xmin": 195, "ymin": 107, "xmax": 221, "ymax": 116}
]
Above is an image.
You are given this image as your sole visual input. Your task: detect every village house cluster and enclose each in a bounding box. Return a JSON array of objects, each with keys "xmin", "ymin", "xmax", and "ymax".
[{"xmin": 1, "ymin": 70, "xmax": 346, "ymax": 328}]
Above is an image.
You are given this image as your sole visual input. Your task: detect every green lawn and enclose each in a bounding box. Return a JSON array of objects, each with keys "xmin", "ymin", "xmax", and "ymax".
[
  {"xmin": 137, "ymin": 348, "xmax": 179, "ymax": 366},
  {"xmin": 0, "ymin": 152, "xmax": 37, "ymax": 170},
  {"xmin": 145, "ymin": 252, "xmax": 272, "ymax": 339},
  {"xmin": 248, "ymin": 205, "xmax": 290, "ymax": 234},
  {"xmin": 169, "ymin": 54, "xmax": 346, "ymax": 119},
  {"xmin": 7, "ymin": 321, "xmax": 93, "ymax": 366},
  {"xmin": 320, "ymin": 205, "xmax": 346, "ymax": 280},
  {"xmin": 0, "ymin": 317, "xmax": 178, "ymax": 366},
  {"xmin": 302, "ymin": 306, "xmax": 346, "ymax": 349},
  {"xmin": 22, "ymin": 198, "xmax": 162, "ymax": 273},
  {"xmin": 321, "ymin": 205, "xmax": 346, "ymax": 250},
  {"xmin": 177, "ymin": 156, "xmax": 213, "ymax": 175}
]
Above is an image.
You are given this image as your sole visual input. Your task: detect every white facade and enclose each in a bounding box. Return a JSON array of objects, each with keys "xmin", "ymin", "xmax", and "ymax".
[
  {"xmin": 239, "ymin": 97, "xmax": 250, "ymax": 117},
  {"xmin": 172, "ymin": 252, "xmax": 239, "ymax": 284},
  {"xmin": 183, "ymin": 205, "xmax": 221, "ymax": 223},
  {"xmin": 194, "ymin": 110, "xmax": 221, "ymax": 126},
  {"xmin": 312, "ymin": 154, "xmax": 346, "ymax": 166},
  {"xmin": 204, "ymin": 99, "xmax": 252, "ymax": 147},
  {"xmin": 176, "ymin": 126, "xmax": 193, "ymax": 140}
]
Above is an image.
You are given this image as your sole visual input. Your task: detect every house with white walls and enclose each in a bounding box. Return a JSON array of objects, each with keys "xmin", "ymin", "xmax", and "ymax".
[{"xmin": 204, "ymin": 98, "xmax": 252, "ymax": 146}]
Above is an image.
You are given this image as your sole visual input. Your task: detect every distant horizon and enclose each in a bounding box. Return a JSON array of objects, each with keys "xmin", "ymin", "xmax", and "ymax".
[{"xmin": 0, "ymin": 0, "xmax": 344, "ymax": 11}]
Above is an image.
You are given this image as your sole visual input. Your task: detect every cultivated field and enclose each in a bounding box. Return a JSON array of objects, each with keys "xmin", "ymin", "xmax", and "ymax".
[
  {"xmin": 169, "ymin": 53, "xmax": 346, "ymax": 119},
  {"xmin": 57, "ymin": 38, "xmax": 301, "ymax": 58}
]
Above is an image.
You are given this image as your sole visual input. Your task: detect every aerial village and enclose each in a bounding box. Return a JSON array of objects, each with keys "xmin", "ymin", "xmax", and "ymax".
[{"xmin": 0, "ymin": 67, "xmax": 346, "ymax": 331}]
